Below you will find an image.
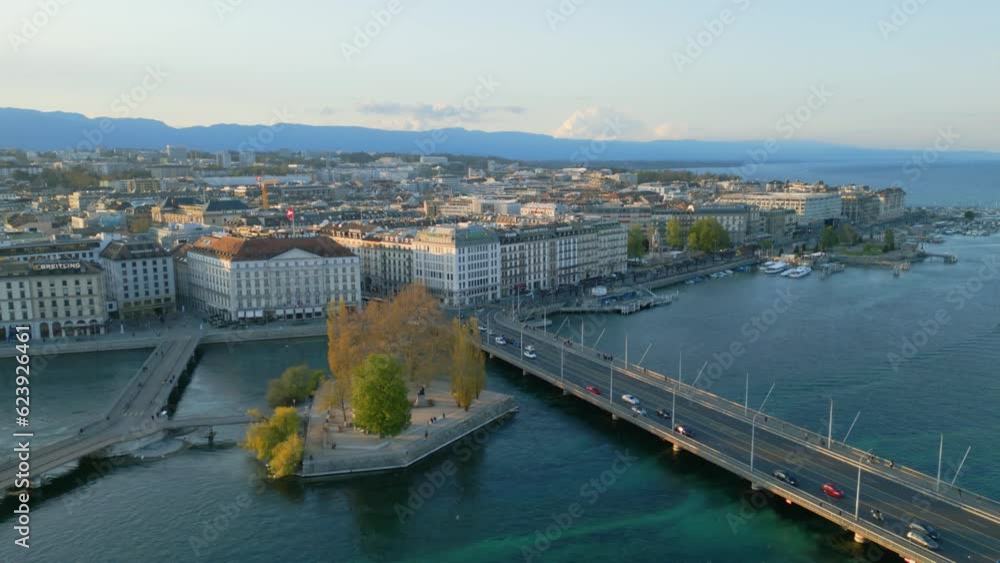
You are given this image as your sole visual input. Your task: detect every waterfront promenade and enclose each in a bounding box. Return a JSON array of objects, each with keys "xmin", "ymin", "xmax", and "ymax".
[
  {"xmin": 485, "ymin": 310, "xmax": 1000, "ymax": 563},
  {"xmin": 301, "ymin": 387, "xmax": 517, "ymax": 477}
]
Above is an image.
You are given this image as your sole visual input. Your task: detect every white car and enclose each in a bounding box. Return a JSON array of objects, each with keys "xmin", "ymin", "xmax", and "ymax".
[
  {"xmin": 525, "ymin": 344, "xmax": 535, "ymax": 353},
  {"xmin": 622, "ymin": 394, "xmax": 640, "ymax": 406},
  {"xmin": 631, "ymin": 406, "xmax": 647, "ymax": 417},
  {"xmin": 494, "ymin": 336, "xmax": 507, "ymax": 345},
  {"xmin": 523, "ymin": 350, "xmax": 537, "ymax": 359}
]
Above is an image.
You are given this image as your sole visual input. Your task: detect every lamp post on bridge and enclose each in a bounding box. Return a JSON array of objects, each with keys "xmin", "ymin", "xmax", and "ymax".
[
  {"xmin": 749, "ymin": 382, "xmax": 776, "ymax": 475},
  {"xmin": 854, "ymin": 455, "xmax": 863, "ymax": 521}
]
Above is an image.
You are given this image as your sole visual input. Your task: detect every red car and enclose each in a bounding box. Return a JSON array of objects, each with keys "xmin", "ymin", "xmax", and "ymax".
[
  {"xmin": 585, "ymin": 385, "xmax": 601, "ymax": 395},
  {"xmin": 822, "ymin": 483, "xmax": 844, "ymax": 499}
]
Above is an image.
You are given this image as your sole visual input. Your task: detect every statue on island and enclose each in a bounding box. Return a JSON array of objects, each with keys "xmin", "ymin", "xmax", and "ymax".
[{"xmin": 414, "ymin": 385, "xmax": 427, "ymax": 408}]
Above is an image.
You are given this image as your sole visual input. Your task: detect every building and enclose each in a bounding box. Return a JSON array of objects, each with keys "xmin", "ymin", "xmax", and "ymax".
[
  {"xmin": 101, "ymin": 178, "xmax": 162, "ymax": 193},
  {"xmin": 0, "ymin": 261, "xmax": 108, "ymax": 340},
  {"xmin": 840, "ymin": 191, "xmax": 882, "ymax": 226},
  {"xmin": 715, "ymin": 192, "xmax": 842, "ymax": 224},
  {"xmin": 760, "ymin": 209, "xmax": 798, "ymax": 242},
  {"xmin": 152, "ymin": 198, "xmax": 249, "ymax": 226},
  {"xmin": 99, "ymin": 240, "xmax": 176, "ymax": 319},
  {"xmin": 657, "ymin": 205, "xmax": 760, "ymax": 246},
  {"xmin": 520, "ymin": 203, "xmax": 568, "ymax": 218},
  {"xmin": 0, "ymin": 236, "xmax": 112, "ymax": 264},
  {"xmin": 182, "ymin": 236, "xmax": 360, "ymax": 321},
  {"xmin": 413, "ymin": 225, "xmax": 500, "ymax": 306},
  {"xmin": 877, "ymin": 188, "xmax": 906, "ymax": 221},
  {"xmin": 68, "ymin": 191, "xmax": 103, "ymax": 211},
  {"xmin": 166, "ymin": 145, "xmax": 189, "ymax": 162},
  {"xmin": 325, "ymin": 225, "xmax": 415, "ymax": 298}
]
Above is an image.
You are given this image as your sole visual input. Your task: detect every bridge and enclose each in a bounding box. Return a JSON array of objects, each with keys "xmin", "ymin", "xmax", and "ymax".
[
  {"xmin": 484, "ymin": 311, "xmax": 1000, "ymax": 563},
  {"xmin": 2, "ymin": 335, "xmax": 250, "ymax": 490}
]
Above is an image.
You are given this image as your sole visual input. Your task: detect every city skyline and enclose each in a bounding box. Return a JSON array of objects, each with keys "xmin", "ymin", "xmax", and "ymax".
[{"xmin": 4, "ymin": 0, "xmax": 1000, "ymax": 152}]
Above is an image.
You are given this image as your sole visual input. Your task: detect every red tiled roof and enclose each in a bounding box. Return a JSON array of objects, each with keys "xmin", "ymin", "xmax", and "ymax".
[{"xmin": 187, "ymin": 236, "xmax": 356, "ymax": 261}]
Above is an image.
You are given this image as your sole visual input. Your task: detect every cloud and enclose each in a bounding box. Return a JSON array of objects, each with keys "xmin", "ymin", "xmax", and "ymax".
[
  {"xmin": 553, "ymin": 106, "xmax": 688, "ymax": 141},
  {"xmin": 357, "ymin": 101, "xmax": 526, "ymax": 124}
]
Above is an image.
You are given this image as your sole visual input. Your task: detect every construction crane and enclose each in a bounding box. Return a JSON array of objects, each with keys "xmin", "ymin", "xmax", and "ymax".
[{"xmin": 258, "ymin": 177, "xmax": 279, "ymax": 210}]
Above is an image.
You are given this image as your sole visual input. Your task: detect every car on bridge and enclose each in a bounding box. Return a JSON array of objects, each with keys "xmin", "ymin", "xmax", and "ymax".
[
  {"xmin": 821, "ymin": 483, "xmax": 844, "ymax": 498},
  {"xmin": 907, "ymin": 522, "xmax": 940, "ymax": 541},
  {"xmin": 655, "ymin": 409, "xmax": 671, "ymax": 419},
  {"xmin": 523, "ymin": 350, "xmax": 537, "ymax": 359},
  {"xmin": 525, "ymin": 345, "xmax": 535, "ymax": 353},
  {"xmin": 479, "ymin": 325, "xmax": 486, "ymax": 332},
  {"xmin": 674, "ymin": 425, "xmax": 694, "ymax": 437},
  {"xmin": 905, "ymin": 530, "xmax": 939, "ymax": 551},
  {"xmin": 771, "ymin": 469, "xmax": 798, "ymax": 486},
  {"xmin": 585, "ymin": 385, "xmax": 601, "ymax": 395},
  {"xmin": 495, "ymin": 336, "xmax": 507, "ymax": 345},
  {"xmin": 631, "ymin": 406, "xmax": 647, "ymax": 417},
  {"xmin": 622, "ymin": 394, "xmax": 640, "ymax": 406}
]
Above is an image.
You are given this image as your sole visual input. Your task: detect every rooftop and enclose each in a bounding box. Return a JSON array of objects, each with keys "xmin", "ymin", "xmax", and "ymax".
[{"xmin": 187, "ymin": 236, "xmax": 356, "ymax": 262}]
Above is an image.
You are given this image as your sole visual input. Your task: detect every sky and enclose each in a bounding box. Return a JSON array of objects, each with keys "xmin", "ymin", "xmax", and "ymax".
[{"xmin": 3, "ymin": 0, "xmax": 1000, "ymax": 151}]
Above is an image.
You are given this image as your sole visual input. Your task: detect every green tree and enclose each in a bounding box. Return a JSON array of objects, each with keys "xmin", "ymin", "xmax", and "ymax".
[
  {"xmin": 837, "ymin": 224, "xmax": 860, "ymax": 246},
  {"xmin": 666, "ymin": 218, "xmax": 684, "ymax": 248},
  {"xmin": 819, "ymin": 226, "xmax": 839, "ymax": 251},
  {"xmin": 883, "ymin": 229, "xmax": 896, "ymax": 253},
  {"xmin": 266, "ymin": 364, "xmax": 324, "ymax": 408},
  {"xmin": 627, "ymin": 224, "xmax": 646, "ymax": 258},
  {"xmin": 352, "ymin": 354, "xmax": 412, "ymax": 438},
  {"xmin": 450, "ymin": 318, "xmax": 487, "ymax": 411},
  {"xmin": 687, "ymin": 218, "xmax": 731, "ymax": 253},
  {"xmin": 269, "ymin": 434, "xmax": 304, "ymax": 478},
  {"xmin": 964, "ymin": 210, "xmax": 976, "ymax": 221}
]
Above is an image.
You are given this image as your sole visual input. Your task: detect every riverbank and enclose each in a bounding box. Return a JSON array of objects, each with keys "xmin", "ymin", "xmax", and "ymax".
[{"xmin": 300, "ymin": 387, "xmax": 517, "ymax": 477}]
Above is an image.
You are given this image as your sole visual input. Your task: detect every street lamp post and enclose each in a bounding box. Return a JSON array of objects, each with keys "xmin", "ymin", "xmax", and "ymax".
[
  {"xmin": 749, "ymin": 382, "xmax": 775, "ymax": 474},
  {"xmin": 936, "ymin": 433, "xmax": 943, "ymax": 492},
  {"xmin": 744, "ymin": 372, "xmax": 749, "ymax": 418},
  {"xmin": 828, "ymin": 398, "xmax": 834, "ymax": 449},
  {"xmin": 855, "ymin": 455, "xmax": 863, "ymax": 521},
  {"xmin": 638, "ymin": 343, "xmax": 652, "ymax": 367}
]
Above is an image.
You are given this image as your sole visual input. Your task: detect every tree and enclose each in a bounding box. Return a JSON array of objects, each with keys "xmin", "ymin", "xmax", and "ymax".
[
  {"xmin": 687, "ymin": 218, "xmax": 731, "ymax": 253},
  {"xmin": 666, "ymin": 219, "xmax": 684, "ymax": 249},
  {"xmin": 450, "ymin": 318, "xmax": 487, "ymax": 411},
  {"xmin": 269, "ymin": 434, "xmax": 304, "ymax": 478},
  {"xmin": 964, "ymin": 210, "xmax": 976, "ymax": 221},
  {"xmin": 380, "ymin": 285, "xmax": 446, "ymax": 387},
  {"xmin": 352, "ymin": 354, "xmax": 412, "ymax": 437},
  {"xmin": 819, "ymin": 226, "xmax": 839, "ymax": 251},
  {"xmin": 326, "ymin": 298, "xmax": 361, "ymax": 422},
  {"xmin": 266, "ymin": 364, "xmax": 324, "ymax": 408},
  {"xmin": 883, "ymin": 229, "xmax": 896, "ymax": 253},
  {"xmin": 242, "ymin": 406, "xmax": 300, "ymax": 461},
  {"xmin": 837, "ymin": 224, "xmax": 860, "ymax": 246},
  {"xmin": 627, "ymin": 224, "xmax": 646, "ymax": 258}
]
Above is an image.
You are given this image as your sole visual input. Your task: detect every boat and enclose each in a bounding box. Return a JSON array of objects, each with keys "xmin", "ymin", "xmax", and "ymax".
[
  {"xmin": 787, "ymin": 266, "xmax": 812, "ymax": 279},
  {"xmin": 763, "ymin": 261, "xmax": 790, "ymax": 274}
]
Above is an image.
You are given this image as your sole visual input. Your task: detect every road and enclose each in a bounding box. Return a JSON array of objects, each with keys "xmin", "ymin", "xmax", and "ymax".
[{"xmin": 486, "ymin": 311, "xmax": 1000, "ymax": 563}]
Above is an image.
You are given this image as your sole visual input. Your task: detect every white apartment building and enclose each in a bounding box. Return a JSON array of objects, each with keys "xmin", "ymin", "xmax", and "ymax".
[
  {"xmin": 326, "ymin": 225, "xmax": 415, "ymax": 298},
  {"xmin": 99, "ymin": 240, "xmax": 176, "ymax": 319},
  {"xmin": 183, "ymin": 236, "xmax": 360, "ymax": 321},
  {"xmin": 520, "ymin": 203, "xmax": 568, "ymax": 218},
  {"xmin": 716, "ymin": 192, "xmax": 842, "ymax": 224},
  {"xmin": 413, "ymin": 225, "xmax": 500, "ymax": 306},
  {"xmin": 0, "ymin": 236, "xmax": 114, "ymax": 264},
  {"xmin": 0, "ymin": 261, "xmax": 108, "ymax": 340}
]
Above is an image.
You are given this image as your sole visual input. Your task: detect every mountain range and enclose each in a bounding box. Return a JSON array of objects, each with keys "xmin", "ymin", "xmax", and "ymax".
[{"xmin": 2, "ymin": 107, "xmax": 997, "ymax": 165}]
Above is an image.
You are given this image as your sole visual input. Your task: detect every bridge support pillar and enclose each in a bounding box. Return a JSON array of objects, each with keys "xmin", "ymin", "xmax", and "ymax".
[
  {"xmin": 562, "ymin": 388, "xmax": 569, "ymax": 396},
  {"xmin": 611, "ymin": 414, "xmax": 619, "ymax": 421},
  {"xmin": 853, "ymin": 533, "xmax": 867, "ymax": 544},
  {"xmin": 750, "ymin": 483, "xmax": 762, "ymax": 491},
  {"xmin": 672, "ymin": 443, "xmax": 681, "ymax": 452}
]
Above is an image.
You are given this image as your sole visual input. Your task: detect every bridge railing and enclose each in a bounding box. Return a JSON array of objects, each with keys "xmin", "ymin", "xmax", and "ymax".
[{"xmin": 491, "ymin": 313, "xmax": 1000, "ymax": 525}]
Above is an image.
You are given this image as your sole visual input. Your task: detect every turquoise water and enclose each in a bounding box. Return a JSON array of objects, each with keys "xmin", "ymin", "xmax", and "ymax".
[{"xmin": 1, "ymin": 236, "xmax": 998, "ymax": 562}]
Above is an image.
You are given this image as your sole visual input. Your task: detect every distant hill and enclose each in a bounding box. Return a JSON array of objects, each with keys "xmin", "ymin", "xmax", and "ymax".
[{"xmin": 2, "ymin": 107, "xmax": 997, "ymax": 164}]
